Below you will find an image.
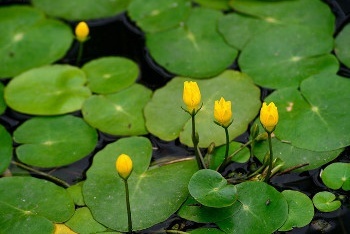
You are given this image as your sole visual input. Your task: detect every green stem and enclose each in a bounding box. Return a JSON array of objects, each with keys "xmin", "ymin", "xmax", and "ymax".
[
  {"xmin": 224, "ymin": 127, "xmax": 229, "ymax": 161},
  {"xmin": 124, "ymin": 179, "xmax": 132, "ymax": 234},
  {"xmin": 11, "ymin": 161, "xmax": 70, "ymax": 188},
  {"xmin": 76, "ymin": 42, "xmax": 84, "ymax": 66},
  {"xmin": 191, "ymin": 112, "xmax": 205, "ymax": 169},
  {"xmin": 264, "ymin": 132, "xmax": 273, "ymax": 182}
]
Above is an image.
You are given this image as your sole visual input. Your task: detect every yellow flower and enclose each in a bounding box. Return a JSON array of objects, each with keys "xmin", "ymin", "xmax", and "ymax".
[
  {"xmin": 75, "ymin": 21, "xmax": 89, "ymax": 42},
  {"xmin": 116, "ymin": 154, "xmax": 133, "ymax": 180},
  {"xmin": 183, "ymin": 81, "xmax": 201, "ymax": 113},
  {"xmin": 260, "ymin": 102, "xmax": 279, "ymax": 133},
  {"xmin": 214, "ymin": 97, "xmax": 232, "ymax": 127}
]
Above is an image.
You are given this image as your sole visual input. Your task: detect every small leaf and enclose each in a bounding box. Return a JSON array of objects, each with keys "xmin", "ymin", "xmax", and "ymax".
[
  {"xmin": 321, "ymin": 163, "xmax": 350, "ymax": 191},
  {"xmin": 335, "ymin": 23, "xmax": 350, "ymax": 68},
  {"xmin": 65, "ymin": 207, "xmax": 107, "ymax": 233},
  {"xmin": 66, "ymin": 181, "xmax": 85, "ymax": 206},
  {"xmin": 0, "ymin": 125, "xmax": 12, "ymax": 174},
  {"xmin": 188, "ymin": 169, "xmax": 237, "ymax": 208},
  {"xmin": 312, "ymin": 191, "xmax": 341, "ymax": 212}
]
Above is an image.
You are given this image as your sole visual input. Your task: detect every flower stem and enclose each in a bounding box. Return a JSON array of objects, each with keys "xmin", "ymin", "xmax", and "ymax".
[
  {"xmin": 191, "ymin": 112, "xmax": 205, "ymax": 169},
  {"xmin": 124, "ymin": 179, "xmax": 132, "ymax": 233},
  {"xmin": 76, "ymin": 42, "xmax": 84, "ymax": 66},
  {"xmin": 11, "ymin": 161, "xmax": 70, "ymax": 188},
  {"xmin": 224, "ymin": 127, "xmax": 229, "ymax": 161},
  {"xmin": 264, "ymin": 132, "xmax": 273, "ymax": 182}
]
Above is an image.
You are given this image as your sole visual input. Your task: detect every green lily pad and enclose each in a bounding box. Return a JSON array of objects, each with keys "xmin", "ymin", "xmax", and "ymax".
[
  {"xmin": 238, "ymin": 25, "xmax": 337, "ymax": 89},
  {"xmin": 189, "ymin": 228, "xmax": 225, "ymax": 234},
  {"xmin": 32, "ymin": 0, "xmax": 130, "ymax": 21},
  {"xmin": 67, "ymin": 181, "xmax": 85, "ymax": 206},
  {"xmin": 321, "ymin": 163, "xmax": 350, "ymax": 191},
  {"xmin": 177, "ymin": 195, "xmax": 240, "ymax": 223},
  {"xmin": 82, "ymin": 84, "xmax": 151, "ymax": 136},
  {"xmin": 4, "ymin": 65, "xmax": 91, "ymax": 115},
  {"xmin": 0, "ymin": 83, "xmax": 6, "ymax": 114},
  {"xmin": 128, "ymin": 0, "xmax": 191, "ymax": 33},
  {"xmin": 312, "ymin": 191, "xmax": 341, "ymax": 212},
  {"xmin": 0, "ymin": 125, "xmax": 12, "ymax": 174},
  {"xmin": 0, "ymin": 6, "xmax": 73, "ymax": 78},
  {"xmin": 265, "ymin": 73, "xmax": 350, "ymax": 151},
  {"xmin": 146, "ymin": 7, "xmax": 238, "ymax": 78},
  {"xmin": 217, "ymin": 181, "xmax": 288, "ymax": 234},
  {"xmin": 193, "ymin": 0, "xmax": 230, "ymax": 10},
  {"xmin": 83, "ymin": 137, "xmax": 197, "ymax": 232},
  {"xmin": 144, "ymin": 70, "xmax": 261, "ymax": 147},
  {"xmin": 0, "ymin": 176, "xmax": 74, "ymax": 234},
  {"xmin": 66, "ymin": 207, "xmax": 107, "ymax": 234},
  {"xmin": 335, "ymin": 23, "xmax": 350, "ymax": 68},
  {"xmin": 279, "ymin": 190, "xmax": 314, "ymax": 231},
  {"xmin": 13, "ymin": 115, "xmax": 98, "ymax": 168},
  {"xmin": 82, "ymin": 57, "xmax": 139, "ymax": 94},
  {"xmin": 188, "ymin": 169, "xmax": 237, "ymax": 208}
]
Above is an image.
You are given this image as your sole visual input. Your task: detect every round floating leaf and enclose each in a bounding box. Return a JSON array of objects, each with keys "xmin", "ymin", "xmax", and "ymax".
[
  {"xmin": 265, "ymin": 73, "xmax": 350, "ymax": 151},
  {"xmin": 146, "ymin": 7, "xmax": 238, "ymax": 78},
  {"xmin": 335, "ymin": 23, "xmax": 350, "ymax": 68},
  {"xmin": 82, "ymin": 57, "xmax": 139, "ymax": 94},
  {"xmin": 66, "ymin": 207, "xmax": 107, "ymax": 234},
  {"xmin": 189, "ymin": 169, "xmax": 237, "ymax": 208},
  {"xmin": 178, "ymin": 195, "xmax": 240, "ymax": 223},
  {"xmin": 32, "ymin": 0, "xmax": 130, "ymax": 21},
  {"xmin": 0, "ymin": 6, "xmax": 73, "ymax": 78},
  {"xmin": 0, "ymin": 125, "xmax": 12, "ymax": 174},
  {"xmin": 14, "ymin": 115, "xmax": 98, "ymax": 168},
  {"xmin": 193, "ymin": 0, "xmax": 230, "ymax": 10},
  {"xmin": 279, "ymin": 190, "xmax": 314, "ymax": 231},
  {"xmin": 0, "ymin": 83, "xmax": 6, "ymax": 114},
  {"xmin": 321, "ymin": 163, "xmax": 350, "ymax": 191},
  {"xmin": 312, "ymin": 191, "xmax": 341, "ymax": 212},
  {"xmin": 144, "ymin": 70, "xmax": 261, "ymax": 147},
  {"xmin": 83, "ymin": 137, "xmax": 197, "ymax": 232},
  {"xmin": 82, "ymin": 84, "xmax": 151, "ymax": 136},
  {"xmin": 217, "ymin": 181, "xmax": 288, "ymax": 234},
  {"xmin": 128, "ymin": 0, "xmax": 191, "ymax": 33},
  {"xmin": 0, "ymin": 176, "xmax": 74, "ymax": 234},
  {"xmin": 189, "ymin": 228, "xmax": 225, "ymax": 234},
  {"xmin": 66, "ymin": 181, "xmax": 85, "ymax": 206},
  {"xmin": 238, "ymin": 25, "xmax": 337, "ymax": 89},
  {"xmin": 4, "ymin": 65, "xmax": 91, "ymax": 115}
]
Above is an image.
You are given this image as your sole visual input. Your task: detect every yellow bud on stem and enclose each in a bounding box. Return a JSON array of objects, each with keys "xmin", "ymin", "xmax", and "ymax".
[
  {"xmin": 75, "ymin": 21, "xmax": 89, "ymax": 42},
  {"xmin": 116, "ymin": 154, "xmax": 133, "ymax": 180},
  {"xmin": 214, "ymin": 97, "xmax": 232, "ymax": 127},
  {"xmin": 259, "ymin": 102, "xmax": 278, "ymax": 133},
  {"xmin": 183, "ymin": 81, "xmax": 201, "ymax": 113}
]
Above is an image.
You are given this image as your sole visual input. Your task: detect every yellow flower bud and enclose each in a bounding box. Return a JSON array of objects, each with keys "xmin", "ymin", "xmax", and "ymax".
[
  {"xmin": 214, "ymin": 97, "xmax": 232, "ymax": 127},
  {"xmin": 75, "ymin": 21, "xmax": 89, "ymax": 42},
  {"xmin": 183, "ymin": 81, "xmax": 201, "ymax": 113},
  {"xmin": 259, "ymin": 102, "xmax": 279, "ymax": 133},
  {"xmin": 116, "ymin": 154, "xmax": 133, "ymax": 180}
]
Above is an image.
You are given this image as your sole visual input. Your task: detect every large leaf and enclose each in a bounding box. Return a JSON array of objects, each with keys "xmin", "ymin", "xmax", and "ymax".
[
  {"xmin": 217, "ymin": 181, "xmax": 288, "ymax": 234},
  {"xmin": 4, "ymin": 65, "xmax": 91, "ymax": 115},
  {"xmin": 32, "ymin": 0, "xmax": 130, "ymax": 21},
  {"xmin": 321, "ymin": 163, "xmax": 350, "ymax": 191},
  {"xmin": 0, "ymin": 125, "xmax": 12, "ymax": 174},
  {"xmin": 82, "ymin": 84, "xmax": 151, "ymax": 136},
  {"xmin": 146, "ymin": 7, "xmax": 238, "ymax": 78},
  {"xmin": 13, "ymin": 115, "xmax": 98, "ymax": 168},
  {"xmin": 0, "ymin": 6, "xmax": 73, "ymax": 78},
  {"xmin": 238, "ymin": 25, "xmax": 337, "ymax": 89},
  {"xmin": 335, "ymin": 23, "xmax": 350, "ymax": 68},
  {"xmin": 144, "ymin": 70, "xmax": 261, "ymax": 147},
  {"xmin": 0, "ymin": 177, "xmax": 74, "ymax": 234},
  {"xmin": 128, "ymin": 0, "xmax": 191, "ymax": 33},
  {"xmin": 83, "ymin": 137, "xmax": 197, "ymax": 232},
  {"xmin": 265, "ymin": 73, "xmax": 350, "ymax": 151}
]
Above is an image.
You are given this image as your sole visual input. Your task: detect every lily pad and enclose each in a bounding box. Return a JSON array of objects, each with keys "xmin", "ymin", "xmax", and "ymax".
[
  {"xmin": 279, "ymin": 190, "xmax": 314, "ymax": 231},
  {"xmin": 4, "ymin": 65, "xmax": 91, "ymax": 115},
  {"xmin": 193, "ymin": 0, "xmax": 230, "ymax": 10},
  {"xmin": 144, "ymin": 70, "xmax": 261, "ymax": 147},
  {"xmin": 66, "ymin": 181, "xmax": 85, "ymax": 206},
  {"xmin": 0, "ymin": 83, "xmax": 6, "ymax": 114},
  {"xmin": 312, "ymin": 191, "xmax": 341, "ymax": 212},
  {"xmin": 82, "ymin": 57, "xmax": 139, "ymax": 94},
  {"xmin": 321, "ymin": 163, "xmax": 350, "ymax": 191},
  {"xmin": 188, "ymin": 169, "xmax": 237, "ymax": 208},
  {"xmin": 335, "ymin": 23, "xmax": 350, "ymax": 68},
  {"xmin": 217, "ymin": 181, "xmax": 288, "ymax": 234},
  {"xmin": 146, "ymin": 7, "xmax": 238, "ymax": 78},
  {"xmin": 13, "ymin": 115, "xmax": 98, "ymax": 168},
  {"xmin": 128, "ymin": 0, "xmax": 191, "ymax": 33},
  {"xmin": 32, "ymin": 0, "xmax": 130, "ymax": 21},
  {"xmin": 238, "ymin": 25, "xmax": 337, "ymax": 89},
  {"xmin": 66, "ymin": 207, "xmax": 107, "ymax": 234},
  {"xmin": 0, "ymin": 125, "xmax": 12, "ymax": 174},
  {"xmin": 0, "ymin": 6, "xmax": 73, "ymax": 78},
  {"xmin": 265, "ymin": 73, "xmax": 350, "ymax": 151},
  {"xmin": 189, "ymin": 228, "xmax": 225, "ymax": 234},
  {"xmin": 0, "ymin": 176, "xmax": 74, "ymax": 234},
  {"xmin": 82, "ymin": 84, "xmax": 151, "ymax": 136},
  {"xmin": 83, "ymin": 137, "xmax": 197, "ymax": 232}
]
